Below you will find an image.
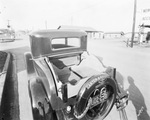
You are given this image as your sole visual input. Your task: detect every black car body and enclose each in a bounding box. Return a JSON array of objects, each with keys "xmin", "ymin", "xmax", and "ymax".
[{"xmin": 25, "ymin": 29, "xmax": 128, "ymax": 120}]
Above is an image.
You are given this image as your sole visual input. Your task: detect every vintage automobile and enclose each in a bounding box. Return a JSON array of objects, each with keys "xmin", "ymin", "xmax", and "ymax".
[
  {"xmin": 0, "ymin": 28, "xmax": 15, "ymax": 42},
  {"xmin": 25, "ymin": 29, "xmax": 128, "ymax": 120}
]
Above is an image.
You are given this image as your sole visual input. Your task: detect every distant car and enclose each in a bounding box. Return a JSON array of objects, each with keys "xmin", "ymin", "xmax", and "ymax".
[
  {"xmin": 25, "ymin": 29, "xmax": 128, "ymax": 120},
  {"xmin": 0, "ymin": 29, "xmax": 15, "ymax": 42}
]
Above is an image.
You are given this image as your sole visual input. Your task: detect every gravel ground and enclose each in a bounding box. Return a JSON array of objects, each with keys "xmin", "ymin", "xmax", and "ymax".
[{"xmin": 0, "ymin": 51, "xmax": 7, "ymax": 73}]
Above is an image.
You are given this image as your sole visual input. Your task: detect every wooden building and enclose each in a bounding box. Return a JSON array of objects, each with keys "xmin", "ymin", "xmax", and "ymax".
[
  {"xmin": 104, "ymin": 32, "xmax": 124, "ymax": 39},
  {"xmin": 57, "ymin": 25, "xmax": 104, "ymax": 39}
]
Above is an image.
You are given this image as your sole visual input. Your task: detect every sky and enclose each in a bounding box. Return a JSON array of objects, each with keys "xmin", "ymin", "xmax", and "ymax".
[{"xmin": 0, "ymin": 0, "xmax": 150, "ymax": 32}]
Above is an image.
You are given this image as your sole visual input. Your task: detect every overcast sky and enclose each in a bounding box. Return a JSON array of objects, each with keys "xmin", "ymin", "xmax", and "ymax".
[{"xmin": 0, "ymin": 0, "xmax": 150, "ymax": 32}]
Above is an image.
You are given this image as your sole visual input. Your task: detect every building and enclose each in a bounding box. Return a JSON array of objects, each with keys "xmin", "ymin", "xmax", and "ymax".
[
  {"xmin": 57, "ymin": 25, "xmax": 104, "ymax": 39},
  {"xmin": 138, "ymin": 8, "xmax": 150, "ymax": 33},
  {"xmin": 103, "ymin": 32, "xmax": 124, "ymax": 39}
]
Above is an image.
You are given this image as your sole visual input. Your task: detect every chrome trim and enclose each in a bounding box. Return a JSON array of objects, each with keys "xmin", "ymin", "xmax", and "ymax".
[
  {"xmin": 44, "ymin": 57, "xmax": 62, "ymax": 98},
  {"xmin": 45, "ymin": 57, "xmax": 58, "ymax": 82},
  {"xmin": 33, "ymin": 51, "xmax": 84, "ymax": 59},
  {"xmin": 74, "ymin": 98, "xmax": 92, "ymax": 119}
]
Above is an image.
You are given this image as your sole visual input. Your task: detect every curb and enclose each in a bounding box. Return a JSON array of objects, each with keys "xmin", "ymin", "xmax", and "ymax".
[{"xmin": 0, "ymin": 52, "xmax": 11, "ymax": 106}]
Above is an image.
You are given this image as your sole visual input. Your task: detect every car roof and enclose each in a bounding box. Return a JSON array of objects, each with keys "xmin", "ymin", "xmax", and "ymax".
[
  {"xmin": 30, "ymin": 29, "xmax": 87, "ymax": 38},
  {"xmin": 29, "ymin": 29, "xmax": 87, "ymax": 59}
]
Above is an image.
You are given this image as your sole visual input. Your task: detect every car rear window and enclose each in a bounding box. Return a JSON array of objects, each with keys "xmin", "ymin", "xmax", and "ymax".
[{"xmin": 51, "ymin": 37, "xmax": 80, "ymax": 50}]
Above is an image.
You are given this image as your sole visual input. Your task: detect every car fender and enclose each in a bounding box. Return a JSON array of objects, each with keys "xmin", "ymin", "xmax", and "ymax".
[
  {"xmin": 24, "ymin": 52, "xmax": 37, "ymax": 79},
  {"xmin": 25, "ymin": 52, "xmax": 65, "ymax": 111},
  {"xmin": 28, "ymin": 77, "xmax": 56, "ymax": 120}
]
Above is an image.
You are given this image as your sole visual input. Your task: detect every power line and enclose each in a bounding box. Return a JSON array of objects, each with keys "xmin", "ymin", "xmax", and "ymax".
[{"xmin": 55, "ymin": 1, "xmax": 101, "ymax": 20}]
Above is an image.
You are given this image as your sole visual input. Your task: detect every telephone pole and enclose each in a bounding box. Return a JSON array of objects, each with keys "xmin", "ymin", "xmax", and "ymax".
[
  {"xmin": 71, "ymin": 16, "xmax": 73, "ymax": 25},
  {"xmin": 131, "ymin": 0, "xmax": 137, "ymax": 48},
  {"xmin": 7, "ymin": 20, "xmax": 10, "ymax": 28},
  {"xmin": 45, "ymin": 20, "xmax": 47, "ymax": 29}
]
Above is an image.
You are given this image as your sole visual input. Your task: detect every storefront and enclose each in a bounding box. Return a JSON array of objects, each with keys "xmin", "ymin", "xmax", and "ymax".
[{"xmin": 139, "ymin": 8, "xmax": 150, "ymax": 42}]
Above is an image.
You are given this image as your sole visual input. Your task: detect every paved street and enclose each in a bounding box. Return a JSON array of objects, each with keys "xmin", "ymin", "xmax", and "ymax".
[
  {"xmin": 88, "ymin": 38, "xmax": 150, "ymax": 120},
  {"xmin": 0, "ymin": 35, "xmax": 150, "ymax": 120}
]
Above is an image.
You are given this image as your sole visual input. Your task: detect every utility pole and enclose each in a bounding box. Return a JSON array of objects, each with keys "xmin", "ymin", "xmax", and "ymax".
[
  {"xmin": 45, "ymin": 20, "xmax": 47, "ymax": 29},
  {"xmin": 7, "ymin": 20, "xmax": 10, "ymax": 28},
  {"xmin": 71, "ymin": 16, "xmax": 73, "ymax": 25},
  {"xmin": 131, "ymin": 0, "xmax": 137, "ymax": 48}
]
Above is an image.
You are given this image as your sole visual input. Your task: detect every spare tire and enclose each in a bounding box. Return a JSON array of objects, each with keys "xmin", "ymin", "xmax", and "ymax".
[{"xmin": 74, "ymin": 73, "xmax": 117, "ymax": 120}]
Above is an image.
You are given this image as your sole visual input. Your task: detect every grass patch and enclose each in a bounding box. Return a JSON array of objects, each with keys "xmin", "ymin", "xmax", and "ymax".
[{"xmin": 0, "ymin": 51, "xmax": 7, "ymax": 73}]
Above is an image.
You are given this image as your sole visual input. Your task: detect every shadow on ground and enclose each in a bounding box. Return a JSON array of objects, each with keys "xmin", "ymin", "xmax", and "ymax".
[
  {"xmin": 115, "ymin": 72, "xmax": 150, "ymax": 120},
  {"xmin": 126, "ymin": 76, "xmax": 150, "ymax": 120}
]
